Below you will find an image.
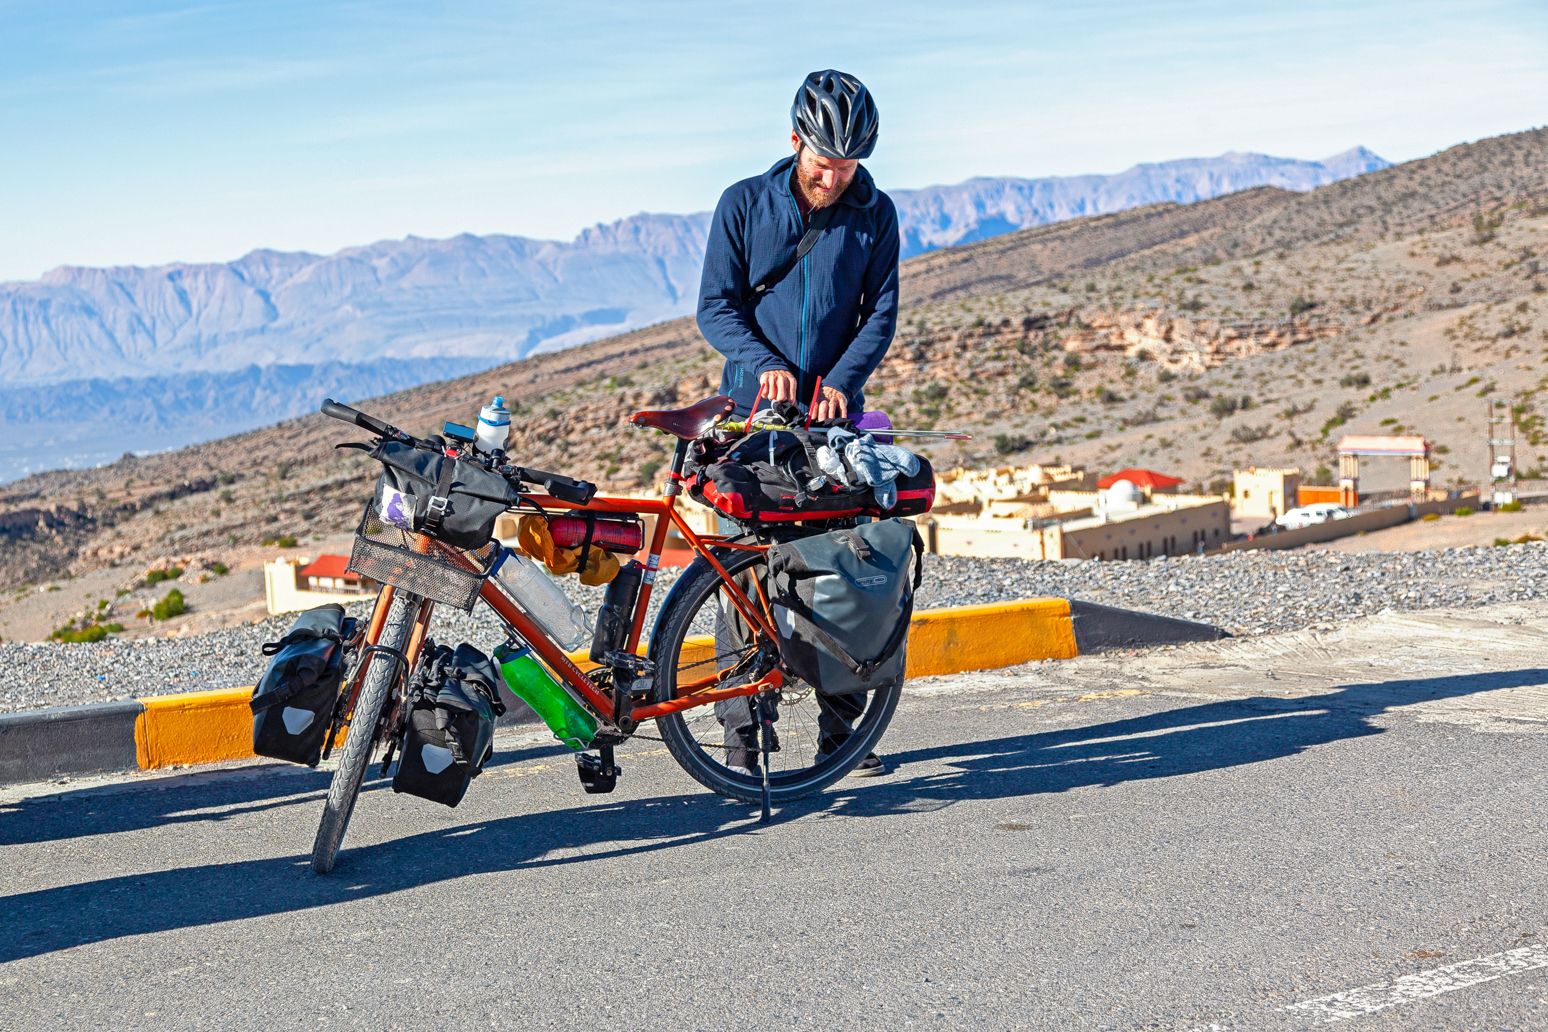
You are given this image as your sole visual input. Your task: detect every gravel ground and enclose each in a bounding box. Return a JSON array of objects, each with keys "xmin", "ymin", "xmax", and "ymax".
[{"xmin": 4, "ymin": 542, "xmax": 1548, "ymax": 714}]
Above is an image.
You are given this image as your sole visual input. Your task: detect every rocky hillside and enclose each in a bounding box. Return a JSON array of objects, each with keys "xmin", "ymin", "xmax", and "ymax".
[
  {"xmin": 0, "ymin": 128, "xmax": 1540, "ymax": 602},
  {"xmin": 0, "ymin": 149, "xmax": 1386, "ymax": 483}
]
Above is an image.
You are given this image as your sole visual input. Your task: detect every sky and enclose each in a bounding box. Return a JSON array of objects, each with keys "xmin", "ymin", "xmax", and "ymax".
[{"xmin": 1, "ymin": 0, "xmax": 1545, "ymax": 282}]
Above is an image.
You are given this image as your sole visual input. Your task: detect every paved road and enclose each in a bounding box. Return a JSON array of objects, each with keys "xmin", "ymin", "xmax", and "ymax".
[{"xmin": 4, "ymin": 602, "xmax": 1546, "ymax": 1031}]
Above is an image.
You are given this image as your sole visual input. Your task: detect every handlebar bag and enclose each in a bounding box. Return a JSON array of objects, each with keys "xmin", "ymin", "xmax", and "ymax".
[
  {"xmin": 250, "ymin": 604, "xmax": 357, "ymax": 766},
  {"xmin": 372, "ymin": 440, "xmax": 513, "ymax": 550},
  {"xmin": 392, "ymin": 642, "xmax": 507, "ymax": 807},
  {"xmin": 766, "ymin": 518, "xmax": 923, "ymax": 696}
]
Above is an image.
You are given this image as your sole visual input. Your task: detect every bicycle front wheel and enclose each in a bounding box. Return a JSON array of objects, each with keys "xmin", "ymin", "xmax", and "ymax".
[
  {"xmin": 311, "ymin": 592, "xmax": 417, "ymax": 874},
  {"xmin": 649, "ymin": 548, "xmax": 902, "ymax": 804}
]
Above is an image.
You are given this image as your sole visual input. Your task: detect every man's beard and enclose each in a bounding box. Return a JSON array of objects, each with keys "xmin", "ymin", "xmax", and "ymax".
[{"xmin": 793, "ymin": 156, "xmax": 850, "ymax": 210}]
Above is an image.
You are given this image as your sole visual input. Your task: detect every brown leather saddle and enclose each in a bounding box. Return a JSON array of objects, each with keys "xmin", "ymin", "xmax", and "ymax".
[{"xmin": 629, "ymin": 395, "xmax": 735, "ymax": 440}]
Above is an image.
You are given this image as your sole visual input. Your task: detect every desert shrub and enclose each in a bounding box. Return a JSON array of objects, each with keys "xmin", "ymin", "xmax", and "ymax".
[
  {"xmin": 993, "ymin": 434, "xmax": 1033, "ymax": 455},
  {"xmin": 1421, "ymin": 513, "xmax": 1441, "ymax": 522},
  {"xmin": 1094, "ymin": 386, "xmax": 1123, "ymax": 405},
  {"xmin": 1210, "ymin": 395, "xmax": 1252, "ymax": 418},
  {"xmin": 151, "ymin": 588, "xmax": 188, "ymax": 621},
  {"xmin": 1183, "ymin": 386, "xmax": 1211, "ymax": 403},
  {"xmin": 1454, "ymin": 506, "xmax": 1474, "ymax": 517},
  {"xmin": 261, "ymin": 535, "xmax": 300, "ymax": 548},
  {"xmin": 49, "ymin": 621, "xmax": 124, "ymax": 643},
  {"xmin": 1320, "ymin": 402, "xmax": 1358, "ymax": 437},
  {"xmin": 50, "ymin": 624, "xmax": 109, "ymax": 643},
  {"xmin": 1498, "ymin": 500, "xmax": 1523, "ymax": 512},
  {"xmin": 913, "ymin": 383, "xmax": 949, "ymax": 404},
  {"xmin": 144, "ymin": 566, "xmax": 183, "ymax": 586},
  {"xmin": 1339, "ymin": 372, "xmax": 1372, "ymax": 389},
  {"xmin": 1288, "ymin": 296, "xmax": 1318, "ymax": 317},
  {"xmin": 1229, "ymin": 424, "xmax": 1274, "ymax": 444},
  {"xmin": 210, "ymin": 562, "xmax": 230, "ymax": 576}
]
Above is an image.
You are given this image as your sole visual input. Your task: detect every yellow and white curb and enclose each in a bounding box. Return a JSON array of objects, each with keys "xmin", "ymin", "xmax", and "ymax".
[{"xmin": 0, "ymin": 598, "xmax": 1223, "ymax": 783}]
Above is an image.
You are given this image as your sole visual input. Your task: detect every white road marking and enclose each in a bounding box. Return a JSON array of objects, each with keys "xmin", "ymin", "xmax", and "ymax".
[
  {"xmin": 1280, "ymin": 944, "xmax": 1548, "ymax": 1024},
  {"xmin": 1188, "ymin": 944, "xmax": 1548, "ymax": 1029}
]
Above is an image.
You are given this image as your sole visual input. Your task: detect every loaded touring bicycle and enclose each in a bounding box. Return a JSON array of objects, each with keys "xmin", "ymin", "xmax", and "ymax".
[{"xmin": 255, "ymin": 395, "xmax": 931, "ymax": 873}]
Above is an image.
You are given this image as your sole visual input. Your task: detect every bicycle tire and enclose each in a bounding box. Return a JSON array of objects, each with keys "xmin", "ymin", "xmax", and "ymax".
[
  {"xmin": 649, "ymin": 549, "xmax": 902, "ymax": 804},
  {"xmin": 311, "ymin": 593, "xmax": 416, "ymax": 874}
]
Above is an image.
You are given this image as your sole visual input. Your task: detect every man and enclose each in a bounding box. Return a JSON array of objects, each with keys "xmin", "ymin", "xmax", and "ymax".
[
  {"xmin": 698, "ymin": 68, "xmax": 900, "ymax": 422},
  {"xmin": 696, "ymin": 69, "xmax": 901, "ymax": 778}
]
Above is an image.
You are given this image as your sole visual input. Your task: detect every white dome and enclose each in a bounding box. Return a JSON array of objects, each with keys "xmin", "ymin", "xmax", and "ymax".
[{"xmin": 1105, "ymin": 479, "xmax": 1144, "ymax": 508}]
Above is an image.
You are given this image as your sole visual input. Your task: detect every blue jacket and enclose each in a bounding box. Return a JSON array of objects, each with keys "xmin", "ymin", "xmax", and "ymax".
[{"xmin": 697, "ymin": 155, "xmax": 900, "ymax": 416}]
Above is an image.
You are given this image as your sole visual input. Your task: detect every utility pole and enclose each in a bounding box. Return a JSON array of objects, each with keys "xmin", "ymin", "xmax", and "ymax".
[{"xmin": 1487, "ymin": 400, "xmax": 1517, "ymax": 507}]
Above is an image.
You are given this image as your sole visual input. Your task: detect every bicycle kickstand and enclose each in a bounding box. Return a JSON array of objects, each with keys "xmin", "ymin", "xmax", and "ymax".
[{"xmin": 756, "ymin": 692, "xmax": 777, "ymax": 824}]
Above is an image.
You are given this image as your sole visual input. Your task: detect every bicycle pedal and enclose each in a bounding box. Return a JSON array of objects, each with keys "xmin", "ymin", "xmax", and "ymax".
[{"xmin": 575, "ymin": 751, "xmax": 620, "ymax": 795}]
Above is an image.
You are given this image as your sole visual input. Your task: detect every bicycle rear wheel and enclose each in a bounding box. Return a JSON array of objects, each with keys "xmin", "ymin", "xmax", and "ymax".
[
  {"xmin": 311, "ymin": 593, "xmax": 416, "ymax": 874},
  {"xmin": 649, "ymin": 548, "xmax": 902, "ymax": 804}
]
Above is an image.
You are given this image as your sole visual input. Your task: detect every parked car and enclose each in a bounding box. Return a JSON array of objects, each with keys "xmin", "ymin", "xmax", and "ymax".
[{"xmin": 1276, "ymin": 503, "xmax": 1352, "ymax": 530}]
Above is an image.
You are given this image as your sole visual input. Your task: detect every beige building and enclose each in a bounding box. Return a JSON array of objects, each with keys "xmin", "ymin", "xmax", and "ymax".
[
  {"xmin": 1233, "ymin": 467, "xmax": 1302, "ymax": 520},
  {"xmin": 935, "ymin": 464, "xmax": 1094, "ymax": 506},
  {"xmin": 263, "ymin": 555, "xmax": 375, "ymax": 615},
  {"xmin": 923, "ymin": 464, "xmax": 1232, "ymax": 561}
]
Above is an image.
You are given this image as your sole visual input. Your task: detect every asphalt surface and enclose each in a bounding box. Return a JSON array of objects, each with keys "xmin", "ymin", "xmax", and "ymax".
[{"xmin": 3, "ymin": 602, "xmax": 1546, "ymax": 1031}]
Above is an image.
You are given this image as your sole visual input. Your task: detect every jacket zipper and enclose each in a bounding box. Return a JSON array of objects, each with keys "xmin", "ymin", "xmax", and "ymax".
[{"xmin": 783, "ymin": 177, "xmax": 809, "ymax": 403}]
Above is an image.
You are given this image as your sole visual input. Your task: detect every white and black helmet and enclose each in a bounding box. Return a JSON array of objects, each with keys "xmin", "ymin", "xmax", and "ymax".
[{"xmin": 791, "ymin": 69, "xmax": 879, "ymax": 160}]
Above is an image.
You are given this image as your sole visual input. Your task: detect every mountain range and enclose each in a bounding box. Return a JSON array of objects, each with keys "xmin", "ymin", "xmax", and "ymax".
[
  {"xmin": 0, "ymin": 147, "xmax": 1388, "ymax": 482},
  {"xmin": 1, "ymin": 125, "xmax": 1543, "ymax": 595}
]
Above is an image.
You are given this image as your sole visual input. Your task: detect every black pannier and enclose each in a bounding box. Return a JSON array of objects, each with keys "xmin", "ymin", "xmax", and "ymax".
[
  {"xmin": 767, "ymin": 518, "xmax": 923, "ymax": 696},
  {"xmin": 392, "ymin": 642, "xmax": 507, "ymax": 807},
  {"xmin": 686, "ymin": 427, "xmax": 935, "ymax": 525},
  {"xmin": 250, "ymin": 604, "xmax": 357, "ymax": 767},
  {"xmin": 372, "ymin": 439, "xmax": 514, "ymax": 550}
]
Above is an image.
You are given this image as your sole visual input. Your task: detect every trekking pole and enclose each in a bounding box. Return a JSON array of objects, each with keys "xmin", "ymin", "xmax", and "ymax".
[{"xmin": 805, "ymin": 375, "xmax": 823, "ymax": 430}]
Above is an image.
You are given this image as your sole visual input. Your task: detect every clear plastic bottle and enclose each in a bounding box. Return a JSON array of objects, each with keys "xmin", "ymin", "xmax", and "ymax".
[
  {"xmin": 491, "ymin": 549, "xmax": 590, "ymax": 651},
  {"xmin": 494, "ymin": 643, "xmax": 598, "ymax": 751}
]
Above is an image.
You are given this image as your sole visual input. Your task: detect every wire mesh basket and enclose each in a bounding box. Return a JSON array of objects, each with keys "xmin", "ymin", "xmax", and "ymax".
[{"xmin": 348, "ymin": 503, "xmax": 499, "ymax": 610}]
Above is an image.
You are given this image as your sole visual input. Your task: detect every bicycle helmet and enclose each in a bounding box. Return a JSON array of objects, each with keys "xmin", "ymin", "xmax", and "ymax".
[{"xmin": 791, "ymin": 69, "xmax": 879, "ymax": 160}]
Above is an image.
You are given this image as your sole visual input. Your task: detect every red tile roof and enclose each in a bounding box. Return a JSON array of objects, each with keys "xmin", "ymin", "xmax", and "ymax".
[
  {"xmin": 298, "ymin": 555, "xmax": 358, "ymax": 580},
  {"xmin": 1097, "ymin": 468, "xmax": 1185, "ymax": 490}
]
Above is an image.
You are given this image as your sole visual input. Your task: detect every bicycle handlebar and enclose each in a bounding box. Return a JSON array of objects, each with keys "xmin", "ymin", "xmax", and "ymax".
[
  {"xmin": 321, "ymin": 398, "xmax": 597, "ymax": 504},
  {"xmin": 321, "ymin": 398, "xmax": 412, "ymax": 443},
  {"xmin": 508, "ymin": 466, "xmax": 597, "ymax": 505}
]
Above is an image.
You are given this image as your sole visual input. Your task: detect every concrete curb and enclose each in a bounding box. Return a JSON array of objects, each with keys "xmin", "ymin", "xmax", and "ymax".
[
  {"xmin": 1069, "ymin": 599, "xmax": 1229, "ymax": 651},
  {"xmin": 0, "ymin": 598, "xmax": 1223, "ymax": 785}
]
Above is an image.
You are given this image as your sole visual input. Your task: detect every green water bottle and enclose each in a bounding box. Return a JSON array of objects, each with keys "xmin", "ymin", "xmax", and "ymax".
[{"xmin": 494, "ymin": 642, "xmax": 598, "ymax": 751}]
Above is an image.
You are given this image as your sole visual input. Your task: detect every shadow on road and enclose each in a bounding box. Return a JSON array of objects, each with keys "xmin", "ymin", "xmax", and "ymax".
[
  {"xmin": 0, "ymin": 742, "xmax": 572, "ymax": 848},
  {"xmin": 0, "ymin": 786, "xmax": 756, "ymax": 965},
  {"xmin": 820, "ymin": 668, "xmax": 1548, "ymax": 818},
  {"xmin": 2, "ymin": 668, "xmax": 1540, "ymax": 964}
]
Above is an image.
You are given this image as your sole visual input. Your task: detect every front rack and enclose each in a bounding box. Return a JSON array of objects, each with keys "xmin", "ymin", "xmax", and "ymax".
[{"xmin": 348, "ymin": 503, "xmax": 499, "ymax": 610}]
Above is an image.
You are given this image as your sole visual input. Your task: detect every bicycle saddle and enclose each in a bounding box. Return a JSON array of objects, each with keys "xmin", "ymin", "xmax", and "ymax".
[{"xmin": 629, "ymin": 395, "xmax": 735, "ymax": 440}]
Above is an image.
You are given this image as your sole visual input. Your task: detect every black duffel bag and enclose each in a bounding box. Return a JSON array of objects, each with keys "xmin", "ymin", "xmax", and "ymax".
[
  {"xmin": 372, "ymin": 439, "xmax": 514, "ymax": 550},
  {"xmin": 767, "ymin": 518, "xmax": 923, "ymax": 696},
  {"xmin": 393, "ymin": 641, "xmax": 507, "ymax": 807},
  {"xmin": 250, "ymin": 604, "xmax": 358, "ymax": 766}
]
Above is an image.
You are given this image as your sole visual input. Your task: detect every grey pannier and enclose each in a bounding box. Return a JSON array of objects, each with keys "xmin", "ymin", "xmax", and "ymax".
[{"xmin": 766, "ymin": 518, "xmax": 923, "ymax": 696}]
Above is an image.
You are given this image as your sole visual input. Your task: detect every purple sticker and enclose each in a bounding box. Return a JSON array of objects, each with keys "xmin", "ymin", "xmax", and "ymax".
[{"xmin": 378, "ymin": 484, "xmax": 415, "ymax": 529}]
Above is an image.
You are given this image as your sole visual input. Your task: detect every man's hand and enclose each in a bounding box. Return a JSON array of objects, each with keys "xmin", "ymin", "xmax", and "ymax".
[
  {"xmin": 813, "ymin": 385, "xmax": 849, "ymax": 422},
  {"xmin": 758, "ymin": 369, "xmax": 798, "ymax": 405}
]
